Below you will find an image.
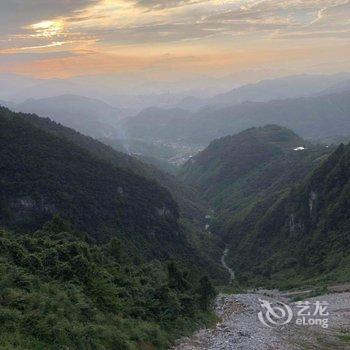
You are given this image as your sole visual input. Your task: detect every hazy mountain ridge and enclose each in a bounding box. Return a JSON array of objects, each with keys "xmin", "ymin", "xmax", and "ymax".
[
  {"xmin": 204, "ymin": 73, "xmax": 350, "ymax": 107},
  {"xmin": 10, "ymin": 94, "xmax": 127, "ymax": 139},
  {"xmin": 125, "ymin": 90, "xmax": 350, "ymax": 146},
  {"xmin": 318, "ymin": 78, "xmax": 350, "ymax": 96},
  {"xmin": 0, "ymin": 70, "xmax": 292, "ymax": 107},
  {"xmin": 171, "ymin": 73, "xmax": 350, "ymax": 110}
]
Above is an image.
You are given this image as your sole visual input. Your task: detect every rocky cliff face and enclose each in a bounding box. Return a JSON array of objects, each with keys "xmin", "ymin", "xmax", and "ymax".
[
  {"xmin": 0, "ymin": 107, "xmax": 185, "ymax": 260},
  {"xmin": 227, "ymin": 143, "xmax": 350, "ymax": 287}
]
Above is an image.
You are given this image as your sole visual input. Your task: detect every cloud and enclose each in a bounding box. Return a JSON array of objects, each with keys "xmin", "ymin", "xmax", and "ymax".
[
  {"xmin": 313, "ymin": 0, "xmax": 350, "ymax": 25},
  {"xmin": 275, "ymin": 30, "xmax": 350, "ymax": 40},
  {"xmin": 0, "ymin": 0, "xmax": 99, "ymax": 34},
  {"xmin": 133, "ymin": 0, "xmax": 202, "ymax": 10},
  {"xmin": 270, "ymin": 0, "xmax": 350, "ymax": 40},
  {"xmin": 0, "ymin": 51, "xmax": 78, "ymax": 64},
  {"xmin": 86, "ymin": 18, "xmax": 293, "ymax": 47},
  {"xmin": 3, "ymin": 0, "xmax": 348, "ymax": 47},
  {"xmin": 0, "ymin": 0, "xmax": 349, "ymax": 77}
]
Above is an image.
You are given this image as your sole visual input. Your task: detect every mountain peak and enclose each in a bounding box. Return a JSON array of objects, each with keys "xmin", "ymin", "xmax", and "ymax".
[{"xmin": 180, "ymin": 125, "xmax": 321, "ymax": 199}]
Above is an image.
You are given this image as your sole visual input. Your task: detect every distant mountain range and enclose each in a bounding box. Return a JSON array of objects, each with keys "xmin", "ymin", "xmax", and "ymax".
[
  {"xmin": 0, "ymin": 70, "xmax": 293, "ymax": 104},
  {"xmin": 3, "ymin": 72, "xmax": 350, "ymax": 165},
  {"xmin": 176, "ymin": 73, "xmax": 350, "ymax": 109},
  {"xmin": 125, "ymin": 90, "xmax": 350, "ymax": 146},
  {"xmin": 318, "ymin": 78, "xmax": 350, "ymax": 95},
  {"xmin": 0, "ymin": 94, "xmax": 132, "ymax": 139},
  {"xmin": 13, "ymin": 94, "xmax": 127, "ymax": 139}
]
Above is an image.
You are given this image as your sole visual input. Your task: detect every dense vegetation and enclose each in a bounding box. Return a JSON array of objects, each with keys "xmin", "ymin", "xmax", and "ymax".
[
  {"xmin": 0, "ymin": 107, "xmax": 182, "ymax": 259},
  {"xmin": 180, "ymin": 125, "xmax": 331, "ymax": 238},
  {"xmin": 0, "ymin": 106, "xmax": 225, "ymax": 280},
  {"xmin": 180, "ymin": 125, "xmax": 350, "ymax": 288},
  {"xmin": 0, "ymin": 217, "xmax": 216, "ymax": 349},
  {"xmin": 4, "ymin": 107, "xmax": 208, "ymax": 224},
  {"xmin": 0, "ymin": 106, "xmax": 223, "ymax": 349},
  {"xmin": 228, "ymin": 143, "xmax": 350, "ymax": 288}
]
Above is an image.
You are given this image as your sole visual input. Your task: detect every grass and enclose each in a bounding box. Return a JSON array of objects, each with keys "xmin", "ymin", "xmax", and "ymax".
[
  {"xmin": 216, "ymin": 279, "xmax": 247, "ymax": 294},
  {"xmin": 336, "ymin": 332, "xmax": 350, "ymax": 344},
  {"xmin": 291, "ymin": 286, "xmax": 329, "ymax": 302}
]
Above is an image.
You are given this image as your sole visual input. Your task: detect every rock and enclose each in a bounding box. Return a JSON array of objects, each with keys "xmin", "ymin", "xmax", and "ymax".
[{"xmin": 173, "ymin": 292, "xmax": 350, "ymax": 349}]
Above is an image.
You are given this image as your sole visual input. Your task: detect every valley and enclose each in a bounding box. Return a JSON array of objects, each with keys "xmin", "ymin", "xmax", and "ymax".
[
  {"xmin": 2, "ymin": 0, "xmax": 350, "ymax": 346},
  {"xmin": 0, "ymin": 72, "xmax": 349, "ymax": 349}
]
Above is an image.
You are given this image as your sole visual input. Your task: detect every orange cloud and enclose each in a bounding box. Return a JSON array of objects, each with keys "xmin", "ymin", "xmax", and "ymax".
[
  {"xmin": 0, "ymin": 0, "xmax": 349, "ymax": 78},
  {"xmin": 2, "ymin": 41, "xmax": 349, "ymax": 79}
]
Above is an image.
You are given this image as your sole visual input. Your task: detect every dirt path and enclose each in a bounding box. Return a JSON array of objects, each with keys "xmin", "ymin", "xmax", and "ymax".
[{"xmin": 173, "ymin": 292, "xmax": 350, "ymax": 350}]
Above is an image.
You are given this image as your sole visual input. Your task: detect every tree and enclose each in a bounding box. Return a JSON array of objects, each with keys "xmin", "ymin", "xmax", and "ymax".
[{"xmin": 198, "ymin": 276, "xmax": 216, "ymax": 311}]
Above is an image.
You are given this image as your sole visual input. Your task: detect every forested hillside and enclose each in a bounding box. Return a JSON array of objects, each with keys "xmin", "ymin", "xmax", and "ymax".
[
  {"xmin": 180, "ymin": 125, "xmax": 332, "ymax": 237},
  {"xmin": 0, "ymin": 107, "xmax": 225, "ymax": 279},
  {"xmin": 0, "ymin": 107, "xmax": 182, "ymax": 257},
  {"xmin": 0, "ymin": 106, "xmax": 222, "ymax": 349},
  {"xmin": 3, "ymin": 106, "xmax": 227, "ymax": 276},
  {"xmin": 0, "ymin": 218, "xmax": 216, "ymax": 349},
  {"xmin": 181, "ymin": 125, "xmax": 350, "ymax": 287},
  {"xmin": 227, "ymin": 142, "xmax": 350, "ymax": 288},
  {"xmin": 7, "ymin": 108, "xmax": 208, "ymax": 223}
]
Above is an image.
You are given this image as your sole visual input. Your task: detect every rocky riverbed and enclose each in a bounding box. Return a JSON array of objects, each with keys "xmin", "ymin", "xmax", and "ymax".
[{"xmin": 173, "ymin": 291, "xmax": 350, "ymax": 350}]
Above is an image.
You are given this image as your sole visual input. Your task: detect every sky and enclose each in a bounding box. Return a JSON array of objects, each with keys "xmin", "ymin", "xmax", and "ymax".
[{"xmin": 0, "ymin": 0, "xmax": 349, "ymax": 78}]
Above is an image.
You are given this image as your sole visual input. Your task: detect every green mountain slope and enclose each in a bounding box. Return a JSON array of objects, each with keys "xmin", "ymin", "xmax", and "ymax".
[
  {"xmin": 0, "ymin": 107, "xmax": 183, "ymax": 259},
  {"xmin": 0, "ymin": 106, "xmax": 224, "ymax": 349},
  {"xmin": 179, "ymin": 125, "xmax": 346, "ymax": 287},
  {"xmin": 0, "ymin": 218, "xmax": 216, "ymax": 349},
  {"xmin": 0, "ymin": 106, "xmax": 225, "ymax": 280},
  {"xmin": 9, "ymin": 108, "xmax": 207, "ymax": 223},
  {"xmin": 180, "ymin": 125, "xmax": 331, "ymax": 236},
  {"xmin": 228, "ymin": 143, "xmax": 350, "ymax": 288}
]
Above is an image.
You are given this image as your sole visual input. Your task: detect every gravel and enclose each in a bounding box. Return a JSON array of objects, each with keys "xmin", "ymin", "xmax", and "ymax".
[{"xmin": 173, "ymin": 292, "xmax": 350, "ymax": 350}]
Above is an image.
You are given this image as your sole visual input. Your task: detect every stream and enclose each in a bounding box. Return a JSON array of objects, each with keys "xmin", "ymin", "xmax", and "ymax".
[
  {"xmin": 221, "ymin": 247, "xmax": 235, "ymax": 281},
  {"xmin": 173, "ymin": 247, "xmax": 350, "ymax": 349}
]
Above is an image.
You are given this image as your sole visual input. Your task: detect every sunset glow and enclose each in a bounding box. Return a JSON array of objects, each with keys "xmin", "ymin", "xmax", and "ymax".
[{"xmin": 0, "ymin": 0, "xmax": 349, "ymax": 78}]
